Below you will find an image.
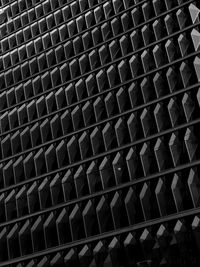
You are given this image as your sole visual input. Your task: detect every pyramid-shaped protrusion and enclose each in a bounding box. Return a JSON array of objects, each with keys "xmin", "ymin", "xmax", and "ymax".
[
  {"xmin": 140, "ymin": 228, "xmax": 155, "ymax": 257},
  {"xmin": 191, "ymin": 29, "xmax": 200, "ymax": 51},
  {"xmin": 127, "ymin": 113, "xmax": 138, "ymax": 142},
  {"xmin": 140, "ymin": 143, "xmax": 152, "ymax": 176},
  {"xmin": 69, "ymin": 204, "xmax": 84, "ymax": 241},
  {"xmin": 43, "ymin": 212, "xmax": 58, "ymax": 248},
  {"xmin": 189, "ymin": 4, "xmax": 200, "ymax": 24},
  {"xmin": 50, "ymin": 253, "xmax": 64, "ymax": 266},
  {"xmin": 176, "ymin": 8, "xmax": 188, "ymax": 30},
  {"xmin": 184, "ymin": 127, "xmax": 198, "ymax": 161},
  {"xmin": 192, "ymin": 216, "xmax": 200, "ymax": 252},
  {"xmin": 155, "ymin": 178, "xmax": 167, "ymax": 216},
  {"xmin": 83, "ymin": 200, "xmax": 98, "ymax": 237},
  {"xmin": 169, "ymin": 133, "xmax": 182, "ymax": 167},
  {"xmin": 19, "ymin": 220, "xmax": 32, "ymax": 256},
  {"xmin": 156, "ymin": 224, "xmax": 171, "ymax": 249},
  {"xmin": 140, "ymin": 183, "xmax": 151, "ymax": 220},
  {"xmin": 56, "ymin": 208, "xmax": 71, "ymax": 245},
  {"xmin": 50, "ymin": 174, "xmax": 63, "ymax": 206},
  {"xmin": 165, "ymin": 39, "xmax": 176, "ymax": 63},
  {"xmin": 99, "ymin": 156, "xmax": 115, "ymax": 189},
  {"xmin": 154, "ymin": 102, "xmax": 169, "ymax": 132},
  {"xmin": 74, "ymin": 165, "xmax": 87, "ymax": 198},
  {"xmin": 174, "ymin": 220, "xmax": 187, "ymax": 245},
  {"xmin": 26, "ymin": 260, "xmax": 36, "ymax": 267},
  {"xmin": 188, "ymin": 168, "xmax": 200, "ymax": 207},
  {"xmin": 126, "ymin": 147, "xmax": 138, "ymax": 180},
  {"xmin": 192, "ymin": 215, "xmax": 200, "ymax": 230},
  {"xmin": 125, "ymin": 187, "xmax": 137, "ymax": 225},
  {"xmin": 178, "ymin": 33, "xmax": 190, "ymax": 57},
  {"xmin": 96, "ymin": 195, "xmax": 113, "ymax": 233},
  {"xmin": 168, "ymin": 98, "xmax": 181, "ymax": 127},
  {"xmin": 87, "ymin": 161, "xmax": 102, "ymax": 194},
  {"xmin": 108, "ymin": 237, "xmax": 121, "ymax": 267},
  {"xmin": 31, "ymin": 216, "xmax": 45, "ymax": 252},
  {"xmin": 154, "ymin": 138, "xmax": 168, "ymax": 171},
  {"xmin": 159, "ymin": 257, "xmax": 168, "ymax": 267},
  {"xmin": 123, "ymin": 232, "xmax": 137, "ymax": 266},
  {"xmin": 194, "ymin": 56, "xmax": 200, "ymax": 82},
  {"xmin": 196, "ymin": 87, "xmax": 200, "ymax": 107},
  {"xmin": 115, "ymin": 117, "xmax": 128, "ymax": 146},
  {"xmin": 64, "ymin": 248, "xmax": 78, "ymax": 266},
  {"xmin": 110, "ymin": 191, "xmax": 124, "ymax": 229},
  {"xmin": 0, "ymin": 8, "xmax": 8, "ymax": 25},
  {"xmin": 93, "ymin": 241, "xmax": 107, "ymax": 266},
  {"xmin": 37, "ymin": 256, "xmax": 49, "ymax": 267},
  {"xmin": 180, "ymin": 61, "xmax": 192, "ymax": 88},
  {"xmin": 141, "ymin": 107, "xmax": 155, "ymax": 136},
  {"xmin": 124, "ymin": 232, "xmax": 137, "ymax": 247},
  {"xmin": 182, "ymin": 93, "xmax": 195, "ymax": 122},
  {"xmin": 112, "ymin": 152, "xmax": 125, "ymax": 184},
  {"xmin": 62, "ymin": 170, "xmax": 75, "ymax": 202},
  {"xmin": 171, "ymin": 173, "xmax": 184, "ymax": 212},
  {"xmin": 79, "ymin": 245, "xmax": 92, "ymax": 267}
]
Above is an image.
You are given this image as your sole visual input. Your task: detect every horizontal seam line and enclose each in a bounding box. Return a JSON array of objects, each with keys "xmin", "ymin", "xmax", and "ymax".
[
  {"xmin": 0, "ymin": 82, "xmax": 199, "ymax": 163},
  {"xmin": 0, "ymin": 207, "xmax": 199, "ymax": 266},
  {"xmin": 0, "ymin": 0, "xmax": 195, "ymax": 93},
  {"xmin": 0, "ymin": 0, "xmax": 147, "ymax": 56},
  {"xmin": 0, "ymin": 2, "xmax": 197, "ymax": 93},
  {"xmin": 0, "ymin": 0, "xmax": 92, "ymax": 40},
  {"xmin": 0, "ymin": 156, "xmax": 200, "ymax": 228},
  {"xmin": 0, "ymin": 115, "xmax": 200, "ymax": 194},
  {"xmin": 0, "ymin": 26, "xmax": 199, "ymax": 116}
]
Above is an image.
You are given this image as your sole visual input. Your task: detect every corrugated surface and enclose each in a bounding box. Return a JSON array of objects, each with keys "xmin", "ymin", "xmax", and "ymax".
[{"xmin": 0, "ymin": 0, "xmax": 200, "ymax": 266}]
